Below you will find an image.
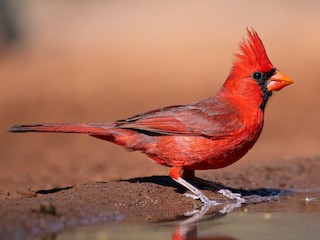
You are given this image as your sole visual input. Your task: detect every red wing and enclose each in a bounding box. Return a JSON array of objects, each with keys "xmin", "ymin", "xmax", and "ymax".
[{"xmin": 116, "ymin": 100, "xmax": 244, "ymax": 138}]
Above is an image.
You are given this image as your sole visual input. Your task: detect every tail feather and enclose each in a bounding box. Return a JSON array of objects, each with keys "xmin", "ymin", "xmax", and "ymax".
[{"xmin": 9, "ymin": 123, "xmax": 113, "ymax": 135}]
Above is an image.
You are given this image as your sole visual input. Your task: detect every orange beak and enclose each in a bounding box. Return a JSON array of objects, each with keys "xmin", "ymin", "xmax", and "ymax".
[{"xmin": 267, "ymin": 70, "xmax": 294, "ymax": 91}]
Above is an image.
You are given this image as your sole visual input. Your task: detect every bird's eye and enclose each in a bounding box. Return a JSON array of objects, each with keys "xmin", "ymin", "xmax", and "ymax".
[{"xmin": 252, "ymin": 72, "xmax": 263, "ymax": 81}]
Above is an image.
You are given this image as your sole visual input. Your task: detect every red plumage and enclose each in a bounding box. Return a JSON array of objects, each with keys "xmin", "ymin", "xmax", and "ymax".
[{"xmin": 10, "ymin": 29, "xmax": 293, "ymax": 205}]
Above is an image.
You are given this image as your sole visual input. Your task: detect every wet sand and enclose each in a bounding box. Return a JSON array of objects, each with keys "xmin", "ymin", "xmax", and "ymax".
[{"xmin": 1, "ymin": 157, "xmax": 319, "ymax": 237}]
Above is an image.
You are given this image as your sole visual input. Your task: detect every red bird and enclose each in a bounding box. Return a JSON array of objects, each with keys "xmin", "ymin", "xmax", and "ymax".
[{"xmin": 10, "ymin": 29, "xmax": 293, "ymax": 205}]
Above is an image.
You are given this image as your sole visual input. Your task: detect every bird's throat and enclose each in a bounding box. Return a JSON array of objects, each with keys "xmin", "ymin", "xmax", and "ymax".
[{"xmin": 260, "ymin": 87, "xmax": 272, "ymax": 111}]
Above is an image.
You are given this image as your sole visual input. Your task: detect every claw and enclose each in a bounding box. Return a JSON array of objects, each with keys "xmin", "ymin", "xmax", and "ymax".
[{"xmin": 218, "ymin": 189, "xmax": 246, "ymax": 203}]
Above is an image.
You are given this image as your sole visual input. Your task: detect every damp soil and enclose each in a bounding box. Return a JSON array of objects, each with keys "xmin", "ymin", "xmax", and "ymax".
[{"xmin": 1, "ymin": 157, "xmax": 319, "ymax": 238}]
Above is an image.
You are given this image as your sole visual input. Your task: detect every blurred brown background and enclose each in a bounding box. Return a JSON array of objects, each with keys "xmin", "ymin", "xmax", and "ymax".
[{"xmin": 1, "ymin": 1, "xmax": 319, "ymax": 193}]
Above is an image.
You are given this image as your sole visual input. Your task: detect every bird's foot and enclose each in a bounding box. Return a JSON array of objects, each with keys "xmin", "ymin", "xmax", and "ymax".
[
  {"xmin": 217, "ymin": 189, "xmax": 280, "ymax": 205},
  {"xmin": 183, "ymin": 192, "xmax": 220, "ymax": 206},
  {"xmin": 218, "ymin": 189, "xmax": 246, "ymax": 203},
  {"xmin": 174, "ymin": 177, "xmax": 220, "ymax": 206}
]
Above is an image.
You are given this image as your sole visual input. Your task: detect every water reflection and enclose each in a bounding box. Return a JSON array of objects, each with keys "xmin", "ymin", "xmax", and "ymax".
[
  {"xmin": 171, "ymin": 183, "xmax": 286, "ymax": 240},
  {"xmin": 171, "ymin": 192, "xmax": 320, "ymax": 240},
  {"xmin": 172, "ymin": 202, "xmax": 241, "ymax": 240},
  {"xmin": 32, "ymin": 192, "xmax": 319, "ymax": 240}
]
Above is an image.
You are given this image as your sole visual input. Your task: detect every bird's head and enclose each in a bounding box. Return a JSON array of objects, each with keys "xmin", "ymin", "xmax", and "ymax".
[{"xmin": 223, "ymin": 28, "xmax": 294, "ymax": 110}]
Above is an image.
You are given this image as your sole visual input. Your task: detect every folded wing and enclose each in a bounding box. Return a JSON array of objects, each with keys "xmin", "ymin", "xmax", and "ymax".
[{"xmin": 115, "ymin": 99, "xmax": 244, "ymax": 138}]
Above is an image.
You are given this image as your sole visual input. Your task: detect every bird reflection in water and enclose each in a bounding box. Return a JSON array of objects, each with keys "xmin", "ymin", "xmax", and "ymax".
[
  {"xmin": 171, "ymin": 190, "xmax": 282, "ymax": 240},
  {"xmin": 172, "ymin": 202, "xmax": 240, "ymax": 240}
]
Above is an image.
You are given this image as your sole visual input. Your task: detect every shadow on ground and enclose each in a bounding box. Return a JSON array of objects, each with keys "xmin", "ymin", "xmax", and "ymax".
[{"xmin": 123, "ymin": 175, "xmax": 286, "ymax": 198}]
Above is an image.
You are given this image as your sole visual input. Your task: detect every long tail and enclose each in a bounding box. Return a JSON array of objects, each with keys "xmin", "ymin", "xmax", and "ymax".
[{"xmin": 9, "ymin": 123, "xmax": 114, "ymax": 135}]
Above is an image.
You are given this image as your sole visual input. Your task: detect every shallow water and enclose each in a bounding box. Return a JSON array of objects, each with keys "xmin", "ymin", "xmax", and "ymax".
[{"xmin": 50, "ymin": 192, "xmax": 320, "ymax": 240}]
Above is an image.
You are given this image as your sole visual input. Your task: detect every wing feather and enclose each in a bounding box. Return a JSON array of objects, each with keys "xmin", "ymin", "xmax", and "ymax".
[{"xmin": 115, "ymin": 98, "xmax": 243, "ymax": 138}]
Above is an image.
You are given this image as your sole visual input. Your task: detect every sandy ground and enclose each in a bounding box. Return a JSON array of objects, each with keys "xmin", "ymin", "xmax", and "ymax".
[
  {"xmin": 1, "ymin": 157, "xmax": 320, "ymax": 238},
  {"xmin": 1, "ymin": 1, "xmax": 320, "ymax": 238}
]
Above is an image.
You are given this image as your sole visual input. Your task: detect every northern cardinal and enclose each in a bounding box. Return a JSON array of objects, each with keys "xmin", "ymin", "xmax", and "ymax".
[{"xmin": 10, "ymin": 29, "xmax": 293, "ymax": 205}]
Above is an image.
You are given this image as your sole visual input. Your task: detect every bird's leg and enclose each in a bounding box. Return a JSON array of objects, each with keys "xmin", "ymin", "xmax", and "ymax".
[
  {"xmin": 170, "ymin": 167, "xmax": 219, "ymax": 206},
  {"xmin": 183, "ymin": 170, "xmax": 223, "ymax": 190},
  {"xmin": 183, "ymin": 171, "xmax": 245, "ymax": 203},
  {"xmin": 172, "ymin": 177, "xmax": 219, "ymax": 206}
]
